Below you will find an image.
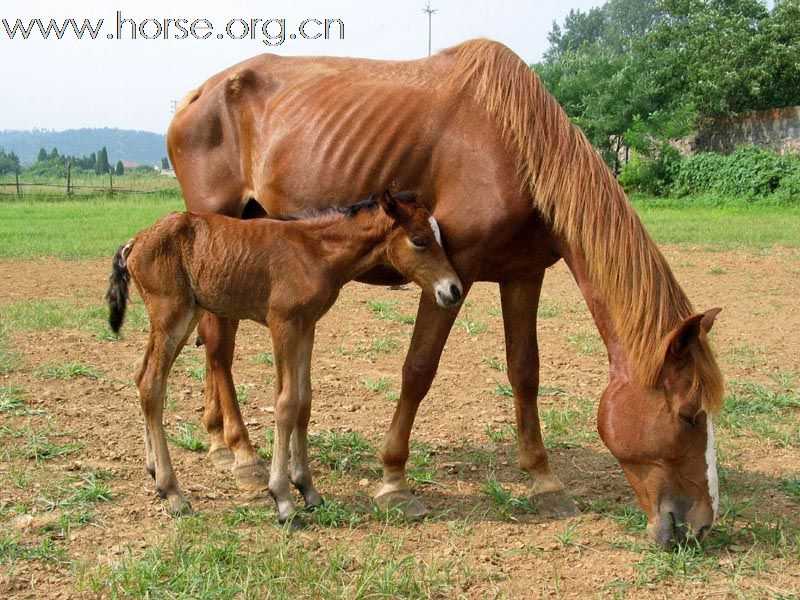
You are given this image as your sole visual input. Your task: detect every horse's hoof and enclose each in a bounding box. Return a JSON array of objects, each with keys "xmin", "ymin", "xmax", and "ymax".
[
  {"xmin": 279, "ymin": 513, "xmax": 310, "ymax": 532},
  {"xmin": 208, "ymin": 447, "xmax": 235, "ymax": 471},
  {"xmin": 529, "ymin": 490, "xmax": 580, "ymax": 518},
  {"xmin": 166, "ymin": 496, "xmax": 194, "ymax": 517},
  {"xmin": 374, "ymin": 489, "xmax": 428, "ymax": 520},
  {"xmin": 232, "ymin": 459, "xmax": 270, "ymax": 490}
]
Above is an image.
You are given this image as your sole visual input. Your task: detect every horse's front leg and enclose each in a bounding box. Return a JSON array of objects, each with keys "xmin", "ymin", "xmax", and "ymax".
[
  {"xmin": 289, "ymin": 327, "xmax": 324, "ymax": 509},
  {"xmin": 375, "ymin": 287, "xmax": 467, "ymax": 517},
  {"xmin": 267, "ymin": 318, "xmax": 305, "ymax": 528},
  {"xmin": 198, "ymin": 313, "xmax": 268, "ymax": 489},
  {"xmin": 500, "ymin": 275, "xmax": 579, "ymax": 517}
]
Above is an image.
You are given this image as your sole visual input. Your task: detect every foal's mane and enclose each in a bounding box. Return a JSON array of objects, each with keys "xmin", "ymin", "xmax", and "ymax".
[{"xmin": 445, "ymin": 39, "xmax": 723, "ymax": 412}]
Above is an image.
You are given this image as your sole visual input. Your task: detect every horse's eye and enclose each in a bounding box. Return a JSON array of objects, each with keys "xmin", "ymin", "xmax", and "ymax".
[
  {"xmin": 679, "ymin": 413, "xmax": 696, "ymax": 427},
  {"xmin": 411, "ymin": 238, "xmax": 427, "ymax": 249}
]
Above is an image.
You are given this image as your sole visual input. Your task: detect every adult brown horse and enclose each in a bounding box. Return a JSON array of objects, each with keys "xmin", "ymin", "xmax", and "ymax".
[{"xmin": 167, "ymin": 39, "xmax": 724, "ymax": 546}]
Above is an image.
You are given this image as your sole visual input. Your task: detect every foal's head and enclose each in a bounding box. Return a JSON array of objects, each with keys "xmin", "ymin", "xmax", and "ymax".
[{"xmin": 377, "ymin": 190, "xmax": 463, "ymax": 308}]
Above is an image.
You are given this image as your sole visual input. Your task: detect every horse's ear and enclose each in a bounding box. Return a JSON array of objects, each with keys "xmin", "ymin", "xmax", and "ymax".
[
  {"xmin": 700, "ymin": 307, "xmax": 721, "ymax": 333},
  {"xmin": 662, "ymin": 313, "xmax": 706, "ymax": 363},
  {"xmin": 378, "ymin": 190, "xmax": 402, "ymax": 221}
]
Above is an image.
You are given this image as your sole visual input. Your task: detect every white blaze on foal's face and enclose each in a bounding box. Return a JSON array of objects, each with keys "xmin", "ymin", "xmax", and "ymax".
[{"xmin": 428, "ymin": 216, "xmax": 442, "ymax": 246}]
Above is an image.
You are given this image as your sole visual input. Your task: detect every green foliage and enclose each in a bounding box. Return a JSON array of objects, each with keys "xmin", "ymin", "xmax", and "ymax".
[
  {"xmin": 0, "ymin": 147, "xmax": 20, "ymax": 175},
  {"xmin": 618, "ymin": 146, "xmax": 681, "ymax": 196},
  {"xmin": 115, "ymin": 160, "xmax": 124, "ymax": 176},
  {"xmin": 672, "ymin": 147, "xmax": 800, "ymax": 199},
  {"xmin": 96, "ymin": 147, "xmax": 109, "ymax": 175}
]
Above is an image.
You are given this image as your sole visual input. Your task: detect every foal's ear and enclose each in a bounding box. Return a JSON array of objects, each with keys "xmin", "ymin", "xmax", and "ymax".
[{"xmin": 378, "ymin": 189, "xmax": 402, "ymax": 221}]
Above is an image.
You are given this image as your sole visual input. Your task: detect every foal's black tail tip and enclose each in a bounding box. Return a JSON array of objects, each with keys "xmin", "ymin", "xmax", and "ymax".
[{"xmin": 106, "ymin": 243, "xmax": 132, "ymax": 333}]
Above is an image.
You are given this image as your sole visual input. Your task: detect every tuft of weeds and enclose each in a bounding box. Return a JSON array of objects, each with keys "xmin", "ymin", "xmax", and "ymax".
[
  {"xmin": 370, "ymin": 335, "xmax": 401, "ymax": 355},
  {"xmin": 363, "ymin": 377, "xmax": 391, "ymax": 392},
  {"xmin": 483, "ymin": 357, "xmax": 506, "ymax": 372},
  {"xmin": 222, "ymin": 505, "xmax": 276, "ymax": 527},
  {"xmin": 484, "ymin": 425, "xmax": 515, "ymax": 444},
  {"xmin": 482, "ymin": 476, "xmax": 534, "ymax": 520},
  {"xmin": 565, "ymin": 331, "xmax": 603, "ymax": 355},
  {"xmin": 719, "ymin": 380, "xmax": 800, "ymax": 447},
  {"xmin": 257, "ymin": 427, "xmax": 274, "ymax": 461},
  {"xmin": 365, "ymin": 300, "xmax": 416, "ymax": 324},
  {"xmin": 0, "ymin": 324, "xmax": 19, "ymax": 374},
  {"xmin": 251, "ymin": 351, "xmax": 274, "ymax": 366},
  {"xmin": 185, "ymin": 365, "xmax": 206, "ymax": 381},
  {"xmin": 39, "ymin": 362, "xmax": 98, "ymax": 379},
  {"xmin": 779, "ymin": 477, "xmax": 800, "ymax": 501},
  {"xmin": 0, "ymin": 385, "xmax": 43, "ymax": 415},
  {"xmin": 493, "ymin": 383, "xmax": 513, "ymax": 397},
  {"xmin": 633, "ymin": 541, "xmax": 713, "ymax": 586},
  {"xmin": 310, "ymin": 430, "xmax": 374, "ymax": 472},
  {"xmin": 312, "ymin": 498, "xmax": 363, "ymax": 528},
  {"xmin": 0, "ymin": 533, "xmax": 67, "ymax": 564},
  {"xmin": 167, "ymin": 422, "xmax": 207, "ymax": 452},
  {"xmin": 455, "ymin": 318, "xmax": 487, "ymax": 336},
  {"xmin": 1, "ymin": 426, "xmax": 84, "ymax": 463},
  {"xmin": 407, "ymin": 441, "xmax": 437, "ymax": 485}
]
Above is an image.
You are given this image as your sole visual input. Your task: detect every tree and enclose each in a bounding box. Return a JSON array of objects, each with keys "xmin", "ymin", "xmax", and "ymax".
[
  {"xmin": 115, "ymin": 160, "xmax": 124, "ymax": 176},
  {"xmin": 96, "ymin": 147, "xmax": 110, "ymax": 175},
  {"xmin": 50, "ymin": 147, "xmax": 59, "ymax": 160},
  {"xmin": 37, "ymin": 147, "xmax": 48, "ymax": 162},
  {"xmin": 0, "ymin": 147, "xmax": 20, "ymax": 175},
  {"xmin": 161, "ymin": 157, "xmax": 170, "ymax": 170}
]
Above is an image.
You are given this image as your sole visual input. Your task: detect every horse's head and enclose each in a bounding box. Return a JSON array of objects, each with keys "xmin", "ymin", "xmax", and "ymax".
[
  {"xmin": 377, "ymin": 190, "xmax": 463, "ymax": 308},
  {"xmin": 598, "ymin": 308, "xmax": 723, "ymax": 547}
]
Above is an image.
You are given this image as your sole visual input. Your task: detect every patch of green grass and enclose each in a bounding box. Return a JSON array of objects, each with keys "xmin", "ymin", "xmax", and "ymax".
[
  {"xmin": 250, "ymin": 351, "xmax": 274, "ymax": 366},
  {"xmin": 633, "ymin": 542, "xmax": 713, "ymax": 586},
  {"xmin": 707, "ymin": 267, "xmax": 727, "ymax": 275},
  {"xmin": 483, "ymin": 357, "xmax": 506, "ymax": 372},
  {"xmin": 82, "ymin": 516, "xmax": 465, "ymax": 598},
  {"xmin": 0, "ymin": 385, "xmax": 43, "ymax": 415},
  {"xmin": 719, "ymin": 380, "xmax": 800, "ymax": 447},
  {"xmin": 725, "ymin": 344, "xmax": 768, "ymax": 367},
  {"xmin": 484, "ymin": 425, "xmax": 515, "ymax": 444},
  {"xmin": 365, "ymin": 300, "xmax": 416, "ymax": 324},
  {"xmin": 310, "ymin": 430, "xmax": 375, "ymax": 472},
  {"xmin": 312, "ymin": 499, "xmax": 363, "ymax": 528},
  {"xmin": 493, "ymin": 383, "xmax": 513, "ymax": 397},
  {"xmin": 38, "ymin": 471, "xmax": 112, "ymax": 536},
  {"xmin": 39, "ymin": 362, "xmax": 98, "ymax": 379},
  {"xmin": 481, "ymin": 477, "xmax": 534, "ymax": 520},
  {"xmin": 1, "ymin": 425, "xmax": 84, "ymax": 463},
  {"xmin": 0, "ymin": 533, "xmax": 66, "ymax": 564},
  {"xmin": 407, "ymin": 441, "xmax": 437, "ymax": 485},
  {"xmin": 185, "ymin": 365, "xmax": 206, "ymax": 381},
  {"xmin": 0, "ymin": 193, "xmax": 184, "ymax": 260},
  {"xmin": 168, "ymin": 422, "xmax": 207, "ymax": 452},
  {"xmin": 779, "ymin": 477, "xmax": 800, "ymax": 502},
  {"xmin": 370, "ymin": 336, "xmax": 401, "ymax": 354},
  {"xmin": 631, "ymin": 197, "xmax": 800, "ymax": 248},
  {"xmin": 363, "ymin": 377, "xmax": 391, "ymax": 392},
  {"xmin": 565, "ymin": 331, "xmax": 603, "ymax": 355},
  {"xmin": 222, "ymin": 506, "xmax": 276, "ymax": 527},
  {"xmin": 0, "ymin": 324, "xmax": 19, "ymax": 374},
  {"xmin": 454, "ymin": 318, "xmax": 487, "ymax": 335},
  {"xmin": 257, "ymin": 428, "xmax": 274, "ymax": 461}
]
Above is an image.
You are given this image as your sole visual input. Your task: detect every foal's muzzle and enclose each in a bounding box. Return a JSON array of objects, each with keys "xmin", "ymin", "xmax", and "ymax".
[{"xmin": 434, "ymin": 279, "xmax": 463, "ymax": 308}]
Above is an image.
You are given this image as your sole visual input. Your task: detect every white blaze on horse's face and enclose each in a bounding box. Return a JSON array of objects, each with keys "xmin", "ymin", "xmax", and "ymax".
[{"xmin": 706, "ymin": 418, "xmax": 719, "ymax": 518}]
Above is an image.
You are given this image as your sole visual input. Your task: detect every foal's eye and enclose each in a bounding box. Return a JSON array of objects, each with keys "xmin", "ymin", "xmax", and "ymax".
[
  {"xmin": 411, "ymin": 238, "xmax": 427, "ymax": 249},
  {"xmin": 679, "ymin": 413, "xmax": 696, "ymax": 427}
]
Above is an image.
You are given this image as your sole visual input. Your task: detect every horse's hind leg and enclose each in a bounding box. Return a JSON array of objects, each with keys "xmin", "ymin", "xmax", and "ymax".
[
  {"xmin": 290, "ymin": 327, "xmax": 323, "ymax": 509},
  {"xmin": 198, "ymin": 314, "xmax": 267, "ymax": 489},
  {"xmin": 139, "ymin": 305, "xmax": 199, "ymax": 515},
  {"xmin": 500, "ymin": 276, "xmax": 579, "ymax": 518}
]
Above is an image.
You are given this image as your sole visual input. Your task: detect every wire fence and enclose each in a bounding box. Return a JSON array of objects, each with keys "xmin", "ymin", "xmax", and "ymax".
[{"xmin": 0, "ymin": 168, "xmax": 180, "ymax": 198}]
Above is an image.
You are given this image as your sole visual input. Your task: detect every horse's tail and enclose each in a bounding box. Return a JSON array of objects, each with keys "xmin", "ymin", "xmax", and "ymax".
[{"xmin": 107, "ymin": 240, "xmax": 134, "ymax": 333}]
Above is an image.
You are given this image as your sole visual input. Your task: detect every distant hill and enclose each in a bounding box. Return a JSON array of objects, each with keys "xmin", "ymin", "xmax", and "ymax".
[{"xmin": 0, "ymin": 128, "xmax": 167, "ymax": 166}]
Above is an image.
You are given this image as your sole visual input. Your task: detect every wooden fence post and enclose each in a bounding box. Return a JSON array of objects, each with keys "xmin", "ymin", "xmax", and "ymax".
[
  {"xmin": 15, "ymin": 168, "xmax": 20, "ymax": 198},
  {"xmin": 109, "ymin": 171, "xmax": 113, "ymax": 195},
  {"xmin": 67, "ymin": 160, "xmax": 72, "ymax": 196}
]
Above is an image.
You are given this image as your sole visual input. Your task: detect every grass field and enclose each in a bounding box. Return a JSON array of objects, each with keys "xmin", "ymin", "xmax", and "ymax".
[
  {"xmin": 0, "ymin": 193, "xmax": 798, "ymax": 260},
  {"xmin": 0, "ymin": 192, "xmax": 798, "ymax": 598}
]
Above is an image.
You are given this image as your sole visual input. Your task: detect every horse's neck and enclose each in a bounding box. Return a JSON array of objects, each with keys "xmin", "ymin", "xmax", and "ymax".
[
  {"xmin": 559, "ymin": 243, "xmax": 633, "ymax": 382},
  {"xmin": 297, "ymin": 212, "xmax": 390, "ymax": 284}
]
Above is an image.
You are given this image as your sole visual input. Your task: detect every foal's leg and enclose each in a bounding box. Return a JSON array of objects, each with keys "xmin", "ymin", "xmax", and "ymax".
[
  {"xmin": 375, "ymin": 288, "xmax": 468, "ymax": 517},
  {"xmin": 267, "ymin": 318, "xmax": 305, "ymax": 526},
  {"xmin": 137, "ymin": 306, "xmax": 200, "ymax": 515},
  {"xmin": 198, "ymin": 313, "xmax": 268, "ymax": 489},
  {"xmin": 500, "ymin": 275, "xmax": 579, "ymax": 517},
  {"xmin": 289, "ymin": 327, "xmax": 324, "ymax": 509}
]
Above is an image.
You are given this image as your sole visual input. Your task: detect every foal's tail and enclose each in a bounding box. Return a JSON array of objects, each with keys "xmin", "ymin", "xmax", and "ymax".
[{"xmin": 107, "ymin": 240, "xmax": 134, "ymax": 333}]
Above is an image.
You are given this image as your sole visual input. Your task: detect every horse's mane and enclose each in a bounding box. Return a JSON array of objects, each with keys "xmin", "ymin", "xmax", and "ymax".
[{"xmin": 445, "ymin": 39, "xmax": 722, "ymax": 413}]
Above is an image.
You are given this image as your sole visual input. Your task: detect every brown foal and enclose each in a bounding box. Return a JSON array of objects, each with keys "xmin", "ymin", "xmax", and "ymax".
[{"xmin": 106, "ymin": 190, "xmax": 462, "ymax": 523}]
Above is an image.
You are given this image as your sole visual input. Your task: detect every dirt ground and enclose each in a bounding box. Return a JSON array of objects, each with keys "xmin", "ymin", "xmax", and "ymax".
[{"xmin": 1, "ymin": 246, "xmax": 799, "ymax": 598}]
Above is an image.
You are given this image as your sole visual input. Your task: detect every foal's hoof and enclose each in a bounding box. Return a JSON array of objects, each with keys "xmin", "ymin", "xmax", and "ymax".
[
  {"xmin": 374, "ymin": 489, "xmax": 428, "ymax": 520},
  {"xmin": 207, "ymin": 447, "xmax": 235, "ymax": 471},
  {"xmin": 232, "ymin": 459, "xmax": 270, "ymax": 490},
  {"xmin": 279, "ymin": 513, "xmax": 310, "ymax": 532},
  {"xmin": 529, "ymin": 490, "xmax": 580, "ymax": 519}
]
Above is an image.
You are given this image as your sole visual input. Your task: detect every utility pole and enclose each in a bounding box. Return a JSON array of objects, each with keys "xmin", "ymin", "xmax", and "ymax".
[
  {"xmin": 169, "ymin": 99, "xmax": 177, "ymax": 114},
  {"xmin": 423, "ymin": 2, "xmax": 437, "ymax": 56}
]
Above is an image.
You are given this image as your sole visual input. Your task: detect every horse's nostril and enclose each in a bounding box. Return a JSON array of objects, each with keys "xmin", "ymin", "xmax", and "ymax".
[{"xmin": 450, "ymin": 283, "xmax": 462, "ymax": 302}]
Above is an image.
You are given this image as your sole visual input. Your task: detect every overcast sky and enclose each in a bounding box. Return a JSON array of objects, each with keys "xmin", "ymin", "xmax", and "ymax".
[{"xmin": 1, "ymin": 1, "xmax": 607, "ymax": 133}]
